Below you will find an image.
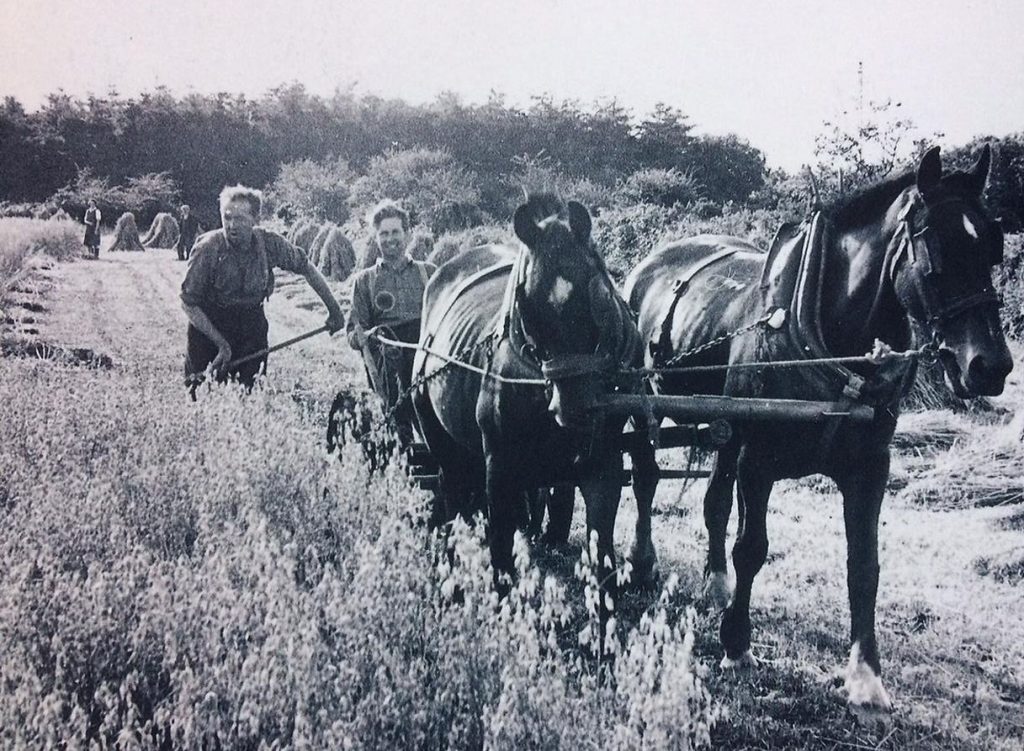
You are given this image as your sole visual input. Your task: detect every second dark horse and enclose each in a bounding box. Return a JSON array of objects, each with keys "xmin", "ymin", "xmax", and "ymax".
[
  {"xmin": 625, "ymin": 146, "xmax": 1012, "ymax": 712},
  {"xmin": 413, "ymin": 194, "xmax": 660, "ymax": 608}
]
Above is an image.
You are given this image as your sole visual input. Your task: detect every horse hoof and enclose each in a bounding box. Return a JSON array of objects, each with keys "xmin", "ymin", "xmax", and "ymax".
[
  {"xmin": 720, "ymin": 650, "xmax": 756, "ymax": 670},
  {"xmin": 627, "ymin": 554, "xmax": 660, "ymax": 590},
  {"xmin": 703, "ymin": 572, "xmax": 732, "ymax": 610},
  {"xmin": 845, "ymin": 663, "xmax": 892, "ymax": 715},
  {"xmin": 627, "ymin": 563, "xmax": 660, "ymax": 592}
]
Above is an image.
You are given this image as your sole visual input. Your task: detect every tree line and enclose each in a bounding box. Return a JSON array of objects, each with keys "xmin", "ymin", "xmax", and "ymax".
[{"xmin": 0, "ymin": 84, "xmax": 1020, "ymax": 232}]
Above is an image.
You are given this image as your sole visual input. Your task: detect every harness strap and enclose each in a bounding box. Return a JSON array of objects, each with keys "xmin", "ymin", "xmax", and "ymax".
[
  {"xmin": 540, "ymin": 353, "xmax": 612, "ymax": 381},
  {"xmin": 654, "ymin": 247, "xmax": 738, "ymax": 365}
]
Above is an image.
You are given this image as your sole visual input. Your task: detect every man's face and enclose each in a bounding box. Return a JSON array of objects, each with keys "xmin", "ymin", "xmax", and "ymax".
[
  {"xmin": 181, "ymin": 206, "xmax": 190, "ymax": 217},
  {"xmin": 375, "ymin": 217, "xmax": 407, "ymax": 262},
  {"xmin": 222, "ymin": 199, "xmax": 256, "ymax": 249}
]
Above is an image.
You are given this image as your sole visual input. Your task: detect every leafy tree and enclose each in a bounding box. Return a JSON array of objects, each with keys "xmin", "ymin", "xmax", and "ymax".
[
  {"xmin": 813, "ymin": 97, "xmax": 939, "ymax": 198},
  {"xmin": 684, "ymin": 135, "xmax": 766, "ymax": 205},
  {"xmin": 268, "ymin": 157, "xmax": 355, "ymax": 224},
  {"xmin": 635, "ymin": 103, "xmax": 694, "ymax": 169}
]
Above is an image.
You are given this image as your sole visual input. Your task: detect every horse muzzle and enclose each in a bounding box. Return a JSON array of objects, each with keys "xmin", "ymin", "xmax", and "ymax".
[
  {"xmin": 541, "ymin": 354, "xmax": 612, "ymax": 430},
  {"xmin": 547, "ymin": 380, "xmax": 600, "ymax": 430},
  {"xmin": 938, "ymin": 340, "xmax": 1013, "ymax": 397}
]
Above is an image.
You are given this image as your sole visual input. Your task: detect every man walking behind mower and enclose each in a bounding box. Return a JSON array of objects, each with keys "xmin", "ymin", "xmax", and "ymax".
[
  {"xmin": 181, "ymin": 185, "xmax": 345, "ymax": 394},
  {"xmin": 346, "ymin": 200, "xmax": 436, "ymax": 443}
]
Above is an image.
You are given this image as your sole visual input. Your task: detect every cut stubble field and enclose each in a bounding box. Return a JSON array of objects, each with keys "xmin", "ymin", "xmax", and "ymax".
[{"xmin": 2, "ymin": 242, "xmax": 1023, "ymax": 749}]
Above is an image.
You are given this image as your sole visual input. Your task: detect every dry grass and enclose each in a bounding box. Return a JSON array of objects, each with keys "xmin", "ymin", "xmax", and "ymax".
[
  {"xmin": 2, "ymin": 249, "xmax": 1023, "ymax": 749},
  {"xmin": 108, "ymin": 212, "xmax": 144, "ymax": 251},
  {"xmin": 141, "ymin": 212, "xmax": 180, "ymax": 249},
  {"xmin": 0, "ymin": 217, "xmax": 81, "ymax": 308}
]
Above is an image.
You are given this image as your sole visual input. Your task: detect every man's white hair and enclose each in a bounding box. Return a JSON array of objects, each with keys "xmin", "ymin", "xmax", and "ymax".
[{"xmin": 218, "ymin": 185, "xmax": 262, "ymax": 217}]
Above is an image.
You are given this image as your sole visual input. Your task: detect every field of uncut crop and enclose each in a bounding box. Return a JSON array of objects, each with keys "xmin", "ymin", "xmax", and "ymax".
[{"xmin": 1, "ymin": 221, "xmax": 1022, "ymax": 749}]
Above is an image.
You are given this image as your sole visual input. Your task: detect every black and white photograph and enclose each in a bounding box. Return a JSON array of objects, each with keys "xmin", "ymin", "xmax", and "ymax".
[{"xmin": 1, "ymin": 1, "xmax": 1022, "ymax": 747}]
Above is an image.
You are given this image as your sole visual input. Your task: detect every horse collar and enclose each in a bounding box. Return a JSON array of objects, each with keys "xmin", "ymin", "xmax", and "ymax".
[{"xmin": 773, "ymin": 211, "xmax": 912, "ymax": 409}]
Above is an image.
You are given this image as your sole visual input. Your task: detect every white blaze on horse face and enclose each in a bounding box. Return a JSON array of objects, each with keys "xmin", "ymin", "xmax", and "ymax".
[
  {"xmin": 962, "ymin": 213, "xmax": 980, "ymax": 240},
  {"xmin": 845, "ymin": 641, "xmax": 892, "ymax": 710},
  {"xmin": 548, "ymin": 276, "xmax": 574, "ymax": 307}
]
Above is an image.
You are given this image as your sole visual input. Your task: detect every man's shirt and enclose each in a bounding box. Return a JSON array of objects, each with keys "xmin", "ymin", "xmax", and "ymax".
[
  {"xmin": 181, "ymin": 228, "xmax": 310, "ymax": 310},
  {"xmin": 347, "ymin": 254, "xmax": 435, "ymax": 345}
]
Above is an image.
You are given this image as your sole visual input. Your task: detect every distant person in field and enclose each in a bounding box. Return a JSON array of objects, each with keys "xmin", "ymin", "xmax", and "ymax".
[
  {"xmin": 181, "ymin": 185, "xmax": 346, "ymax": 394},
  {"xmin": 346, "ymin": 200, "xmax": 436, "ymax": 443},
  {"xmin": 175, "ymin": 204, "xmax": 202, "ymax": 261},
  {"xmin": 83, "ymin": 199, "xmax": 101, "ymax": 259}
]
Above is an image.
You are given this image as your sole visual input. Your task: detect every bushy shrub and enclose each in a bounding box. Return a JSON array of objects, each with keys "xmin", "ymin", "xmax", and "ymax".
[
  {"xmin": 0, "ymin": 202, "xmax": 40, "ymax": 219},
  {"xmin": 50, "ymin": 169, "xmax": 180, "ymax": 228},
  {"xmin": 594, "ymin": 203, "xmax": 790, "ymax": 281},
  {"xmin": 268, "ymin": 156, "xmax": 355, "ymax": 225},
  {"xmin": 505, "ymin": 154, "xmax": 617, "ymax": 217},
  {"xmin": 593, "ymin": 203, "xmax": 678, "ymax": 280},
  {"xmin": 993, "ymin": 233, "xmax": 1024, "ymax": 340},
  {"xmin": 616, "ymin": 168, "xmax": 702, "ymax": 208},
  {"xmin": 0, "ymin": 359, "xmax": 717, "ymax": 749},
  {"xmin": 429, "ymin": 224, "xmax": 514, "ymax": 267},
  {"xmin": 349, "ymin": 148, "xmax": 486, "ymax": 235}
]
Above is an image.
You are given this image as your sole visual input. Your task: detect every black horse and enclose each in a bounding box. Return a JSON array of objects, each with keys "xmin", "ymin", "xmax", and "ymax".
[
  {"xmin": 625, "ymin": 146, "xmax": 1012, "ymax": 712},
  {"xmin": 413, "ymin": 194, "xmax": 660, "ymax": 604}
]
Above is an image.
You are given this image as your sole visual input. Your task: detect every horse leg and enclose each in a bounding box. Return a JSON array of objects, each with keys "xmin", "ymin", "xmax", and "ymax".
[
  {"xmin": 704, "ymin": 437, "xmax": 740, "ymax": 609},
  {"xmin": 720, "ymin": 445, "xmax": 772, "ymax": 667},
  {"xmin": 628, "ymin": 438, "xmax": 660, "ymax": 589},
  {"xmin": 412, "ymin": 387, "xmax": 479, "ymax": 528},
  {"xmin": 834, "ymin": 455, "xmax": 893, "ymax": 713},
  {"xmin": 525, "ymin": 488, "xmax": 545, "ymax": 538},
  {"xmin": 578, "ymin": 456, "xmax": 624, "ymax": 640},
  {"xmin": 542, "ymin": 485, "xmax": 574, "ymax": 545},
  {"xmin": 485, "ymin": 452, "xmax": 521, "ymax": 595}
]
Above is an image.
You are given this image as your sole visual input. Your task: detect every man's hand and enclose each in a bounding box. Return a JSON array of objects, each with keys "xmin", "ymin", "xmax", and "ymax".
[
  {"xmin": 326, "ymin": 309, "xmax": 345, "ymax": 335},
  {"xmin": 348, "ymin": 326, "xmax": 367, "ymax": 350},
  {"xmin": 211, "ymin": 342, "xmax": 232, "ymax": 374}
]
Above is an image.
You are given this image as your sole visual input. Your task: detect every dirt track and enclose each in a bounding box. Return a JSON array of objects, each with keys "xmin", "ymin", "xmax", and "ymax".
[{"xmin": 34, "ymin": 246, "xmax": 363, "ymax": 387}]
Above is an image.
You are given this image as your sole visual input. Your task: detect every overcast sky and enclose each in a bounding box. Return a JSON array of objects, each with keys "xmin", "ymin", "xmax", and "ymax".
[{"xmin": 2, "ymin": 0, "xmax": 1021, "ymax": 170}]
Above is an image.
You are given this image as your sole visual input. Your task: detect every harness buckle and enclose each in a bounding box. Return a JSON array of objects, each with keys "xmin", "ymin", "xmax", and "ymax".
[{"xmin": 842, "ymin": 373, "xmax": 866, "ymax": 401}]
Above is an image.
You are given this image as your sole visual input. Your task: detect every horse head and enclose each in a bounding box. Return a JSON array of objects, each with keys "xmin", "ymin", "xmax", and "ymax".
[
  {"xmin": 889, "ymin": 145, "xmax": 1012, "ymax": 397},
  {"xmin": 512, "ymin": 194, "xmax": 633, "ymax": 430}
]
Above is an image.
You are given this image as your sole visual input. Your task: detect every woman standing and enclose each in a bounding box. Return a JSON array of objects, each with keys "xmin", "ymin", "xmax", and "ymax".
[{"xmin": 83, "ymin": 199, "xmax": 101, "ymax": 259}]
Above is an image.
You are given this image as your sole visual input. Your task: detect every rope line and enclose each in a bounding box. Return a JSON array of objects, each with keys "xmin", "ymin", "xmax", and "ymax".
[
  {"xmin": 373, "ymin": 333, "xmax": 548, "ymax": 387},
  {"xmin": 370, "ymin": 332, "xmax": 932, "ymax": 383}
]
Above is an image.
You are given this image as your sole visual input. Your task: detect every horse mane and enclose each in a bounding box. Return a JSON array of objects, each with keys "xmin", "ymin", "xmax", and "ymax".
[{"xmin": 824, "ymin": 171, "xmax": 917, "ymax": 231}]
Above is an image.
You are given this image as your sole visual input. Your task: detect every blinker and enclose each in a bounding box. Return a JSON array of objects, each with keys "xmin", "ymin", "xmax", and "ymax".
[
  {"xmin": 912, "ymin": 228, "xmax": 941, "ymax": 276},
  {"xmin": 988, "ymin": 219, "xmax": 1004, "ymax": 266}
]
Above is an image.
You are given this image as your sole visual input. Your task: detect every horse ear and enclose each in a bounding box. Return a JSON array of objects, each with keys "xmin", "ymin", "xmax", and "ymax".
[
  {"xmin": 916, "ymin": 146, "xmax": 942, "ymax": 196},
  {"xmin": 968, "ymin": 143, "xmax": 992, "ymax": 196},
  {"xmin": 513, "ymin": 203, "xmax": 538, "ymax": 247},
  {"xmin": 567, "ymin": 201, "xmax": 592, "ymax": 245}
]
